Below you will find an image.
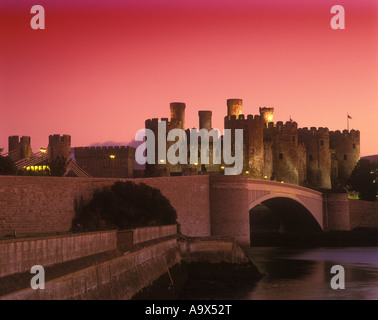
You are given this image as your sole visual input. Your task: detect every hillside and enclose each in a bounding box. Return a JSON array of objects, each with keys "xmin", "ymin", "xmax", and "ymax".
[{"xmin": 361, "ymin": 155, "xmax": 378, "ymax": 164}]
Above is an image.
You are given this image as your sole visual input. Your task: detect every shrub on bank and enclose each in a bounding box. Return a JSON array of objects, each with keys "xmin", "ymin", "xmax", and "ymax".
[{"xmin": 71, "ymin": 181, "xmax": 177, "ymax": 232}]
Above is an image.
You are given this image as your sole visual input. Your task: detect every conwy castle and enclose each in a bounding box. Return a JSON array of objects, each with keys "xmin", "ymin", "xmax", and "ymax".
[
  {"xmin": 145, "ymin": 99, "xmax": 360, "ymax": 189},
  {"xmin": 5, "ymin": 98, "xmax": 360, "ymax": 189}
]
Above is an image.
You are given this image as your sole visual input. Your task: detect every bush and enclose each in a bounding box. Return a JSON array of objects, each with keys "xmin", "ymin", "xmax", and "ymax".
[
  {"xmin": 0, "ymin": 156, "xmax": 18, "ymax": 175},
  {"xmin": 71, "ymin": 181, "xmax": 177, "ymax": 232},
  {"xmin": 348, "ymin": 159, "xmax": 377, "ymax": 201}
]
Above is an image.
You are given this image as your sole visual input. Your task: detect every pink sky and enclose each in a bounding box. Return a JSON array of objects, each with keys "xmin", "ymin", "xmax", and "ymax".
[{"xmin": 1, "ymin": 0, "xmax": 377, "ymax": 156}]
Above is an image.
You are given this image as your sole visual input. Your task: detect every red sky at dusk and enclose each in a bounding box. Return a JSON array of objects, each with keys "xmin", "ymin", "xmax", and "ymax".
[{"xmin": 1, "ymin": 0, "xmax": 377, "ymax": 156}]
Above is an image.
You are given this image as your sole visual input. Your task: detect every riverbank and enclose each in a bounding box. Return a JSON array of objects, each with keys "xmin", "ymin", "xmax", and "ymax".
[
  {"xmin": 133, "ymin": 260, "xmax": 262, "ymax": 300},
  {"xmin": 132, "ymin": 237, "xmax": 262, "ymax": 300}
]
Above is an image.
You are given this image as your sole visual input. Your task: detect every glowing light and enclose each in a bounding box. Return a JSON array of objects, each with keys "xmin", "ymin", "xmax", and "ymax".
[
  {"xmin": 194, "ymin": 163, "xmax": 198, "ymax": 166},
  {"xmin": 110, "ymin": 155, "xmax": 115, "ymax": 159},
  {"xmin": 246, "ymin": 171, "xmax": 249, "ymax": 174},
  {"xmin": 264, "ymin": 175, "xmax": 268, "ymax": 179},
  {"xmin": 159, "ymin": 159, "xmax": 165, "ymax": 163},
  {"xmin": 40, "ymin": 148, "xmax": 47, "ymax": 154},
  {"xmin": 221, "ymin": 166, "xmax": 225, "ymax": 170},
  {"xmin": 281, "ymin": 181, "xmax": 284, "ymax": 183}
]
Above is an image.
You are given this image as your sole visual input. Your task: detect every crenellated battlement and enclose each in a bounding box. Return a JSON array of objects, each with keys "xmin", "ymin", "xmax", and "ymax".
[
  {"xmin": 298, "ymin": 126, "xmax": 329, "ymax": 134},
  {"xmin": 265, "ymin": 121, "xmax": 298, "ymax": 134},
  {"xmin": 74, "ymin": 145, "xmax": 134, "ymax": 157},
  {"xmin": 329, "ymin": 129, "xmax": 360, "ymax": 140},
  {"xmin": 298, "ymin": 127, "xmax": 330, "ymax": 142},
  {"xmin": 48, "ymin": 134, "xmax": 71, "ymax": 144},
  {"xmin": 145, "ymin": 117, "xmax": 183, "ymax": 131},
  {"xmin": 225, "ymin": 114, "xmax": 262, "ymax": 123}
]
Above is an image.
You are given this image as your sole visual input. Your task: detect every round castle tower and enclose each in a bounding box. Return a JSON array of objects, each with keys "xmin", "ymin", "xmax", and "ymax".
[
  {"xmin": 329, "ymin": 129, "xmax": 360, "ymax": 184},
  {"xmin": 198, "ymin": 110, "xmax": 212, "ymax": 131},
  {"xmin": 48, "ymin": 134, "xmax": 71, "ymax": 162},
  {"xmin": 144, "ymin": 102, "xmax": 187, "ymax": 176},
  {"xmin": 170, "ymin": 102, "xmax": 186, "ymax": 130},
  {"xmin": 298, "ymin": 127, "xmax": 331, "ymax": 189},
  {"xmin": 227, "ymin": 99, "xmax": 243, "ymax": 119},
  {"xmin": 264, "ymin": 121, "xmax": 299, "ymax": 185},
  {"xmin": 8, "ymin": 136, "xmax": 32, "ymax": 161},
  {"xmin": 224, "ymin": 99, "xmax": 264, "ymax": 178},
  {"xmin": 259, "ymin": 107, "xmax": 274, "ymax": 127}
]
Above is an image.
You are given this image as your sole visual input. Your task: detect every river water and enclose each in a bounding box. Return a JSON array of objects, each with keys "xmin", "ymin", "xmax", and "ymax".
[{"xmin": 179, "ymin": 247, "xmax": 378, "ymax": 300}]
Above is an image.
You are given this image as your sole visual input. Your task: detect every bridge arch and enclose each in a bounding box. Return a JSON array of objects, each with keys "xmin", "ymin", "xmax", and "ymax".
[
  {"xmin": 247, "ymin": 179, "xmax": 324, "ymax": 231},
  {"xmin": 249, "ymin": 193, "xmax": 323, "ymax": 234},
  {"xmin": 208, "ymin": 176, "xmax": 325, "ymax": 244}
]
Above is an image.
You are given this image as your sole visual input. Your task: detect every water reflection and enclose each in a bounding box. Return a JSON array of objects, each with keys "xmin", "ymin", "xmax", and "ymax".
[
  {"xmin": 246, "ymin": 247, "xmax": 378, "ymax": 300},
  {"xmin": 179, "ymin": 247, "xmax": 378, "ymax": 300}
]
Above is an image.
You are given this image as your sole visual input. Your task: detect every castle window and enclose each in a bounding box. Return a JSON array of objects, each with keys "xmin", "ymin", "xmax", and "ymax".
[
  {"xmin": 292, "ymin": 136, "xmax": 295, "ymax": 142},
  {"xmin": 309, "ymin": 155, "xmax": 313, "ymax": 161},
  {"xmin": 279, "ymin": 153, "xmax": 283, "ymax": 160},
  {"xmin": 353, "ymin": 143, "xmax": 356, "ymax": 149},
  {"xmin": 344, "ymin": 154, "xmax": 347, "ymax": 160},
  {"xmin": 320, "ymin": 140, "xmax": 324, "ymax": 146}
]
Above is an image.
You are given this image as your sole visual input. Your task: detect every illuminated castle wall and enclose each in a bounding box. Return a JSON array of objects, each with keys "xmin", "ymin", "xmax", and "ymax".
[
  {"xmin": 144, "ymin": 99, "xmax": 360, "ymax": 189},
  {"xmin": 74, "ymin": 146, "xmax": 135, "ymax": 178}
]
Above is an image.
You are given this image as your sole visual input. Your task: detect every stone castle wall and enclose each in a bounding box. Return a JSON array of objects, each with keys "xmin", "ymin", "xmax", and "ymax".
[
  {"xmin": 74, "ymin": 146, "xmax": 135, "ymax": 178},
  {"xmin": 349, "ymin": 199, "xmax": 378, "ymax": 229}
]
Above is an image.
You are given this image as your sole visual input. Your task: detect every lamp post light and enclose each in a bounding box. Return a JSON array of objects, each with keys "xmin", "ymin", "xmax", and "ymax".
[{"xmin": 109, "ymin": 155, "xmax": 115, "ymax": 178}]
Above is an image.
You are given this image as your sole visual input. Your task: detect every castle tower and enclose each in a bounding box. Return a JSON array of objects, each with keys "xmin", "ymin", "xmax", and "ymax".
[
  {"xmin": 227, "ymin": 99, "xmax": 243, "ymax": 119},
  {"xmin": 259, "ymin": 107, "xmax": 274, "ymax": 127},
  {"xmin": 264, "ymin": 121, "xmax": 299, "ymax": 185},
  {"xmin": 224, "ymin": 98, "xmax": 264, "ymax": 177},
  {"xmin": 8, "ymin": 136, "xmax": 20, "ymax": 154},
  {"xmin": 329, "ymin": 129, "xmax": 360, "ymax": 184},
  {"xmin": 20, "ymin": 136, "xmax": 32, "ymax": 159},
  {"xmin": 198, "ymin": 110, "xmax": 212, "ymax": 131},
  {"xmin": 8, "ymin": 136, "xmax": 32, "ymax": 161},
  {"xmin": 170, "ymin": 102, "xmax": 186, "ymax": 130},
  {"xmin": 145, "ymin": 102, "xmax": 189, "ymax": 177},
  {"xmin": 246, "ymin": 115, "xmax": 264, "ymax": 179},
  {"xmin": 48, "ymin": 134, "xmax": 71, "ymax": 162},
  {"xmin": 298, "ymin": 127, "xmax": 331, "ymax": 189}
]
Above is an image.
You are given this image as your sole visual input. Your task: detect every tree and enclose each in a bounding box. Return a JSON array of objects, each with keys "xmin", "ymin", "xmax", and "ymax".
[
  {"xmin": 0, "ymin": 155, "xmax": 18, "ymax": 175},
  {"xmin": 348, "ymin": 159, "xmax": 377, "ymax": 201},
  {"xmin": 49, "ymin": 156, "xmax": 68, "ymax": 177},
  {"xmin": 71, "ymin": 181, "xmax": 177, "ymax": 232}
]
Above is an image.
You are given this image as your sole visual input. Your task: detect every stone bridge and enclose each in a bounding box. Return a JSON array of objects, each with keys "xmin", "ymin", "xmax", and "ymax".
[
  {"xmin": 247, "ymin": 179, "xmax": 324, "ymax": 230},
  {"xmin": 209, "ymin": 176, "xmax": 348, "ymax": 244}
]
